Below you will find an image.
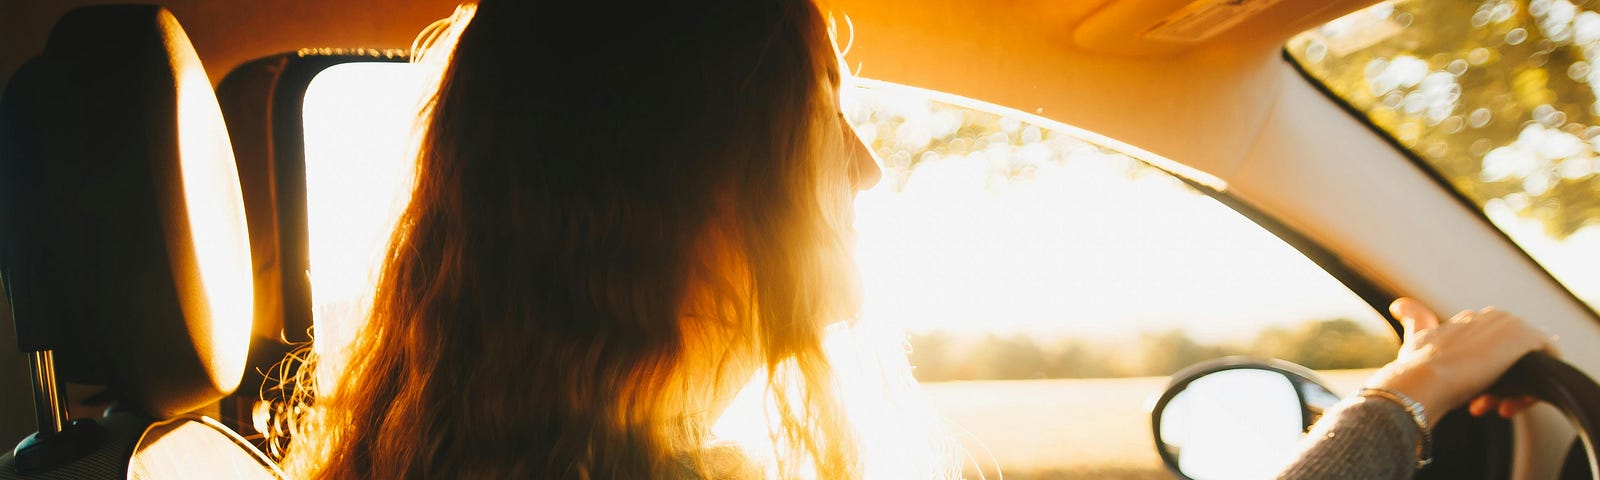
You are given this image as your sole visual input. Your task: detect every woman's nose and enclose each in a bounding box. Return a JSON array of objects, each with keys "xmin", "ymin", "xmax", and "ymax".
[{"xmin": 845, "ymin": 122, "xmax": 881, "ymax": 191}]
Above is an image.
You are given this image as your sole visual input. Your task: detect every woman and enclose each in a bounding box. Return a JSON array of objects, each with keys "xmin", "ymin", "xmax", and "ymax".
[
  {"xmin": 279, "ymin": 0, "xmax": 1555, "ymax": 478},
  {"xmin": 285, "ymin": 1, "xmax": 880, "ymax": 477}
]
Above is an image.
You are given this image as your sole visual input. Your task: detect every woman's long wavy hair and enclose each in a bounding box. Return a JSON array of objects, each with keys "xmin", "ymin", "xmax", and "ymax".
[{"xmin": 279, "ymin": 0, "xmax": 878, "ymax": 477}]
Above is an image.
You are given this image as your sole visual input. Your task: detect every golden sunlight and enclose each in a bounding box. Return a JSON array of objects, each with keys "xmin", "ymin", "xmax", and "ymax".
[
  {"xmin": 300, "ymin": 62, "xmax": 434, "ymax": 392},
  {"xmin": 176, "ymin": 64, "xmax": 254, "ymax": 379}
]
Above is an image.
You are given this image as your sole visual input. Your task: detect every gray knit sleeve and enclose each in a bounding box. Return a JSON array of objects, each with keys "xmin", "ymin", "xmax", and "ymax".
[{"xmin": 1276, "ymin": 396, "xmax": 1422, "ymax": 480}]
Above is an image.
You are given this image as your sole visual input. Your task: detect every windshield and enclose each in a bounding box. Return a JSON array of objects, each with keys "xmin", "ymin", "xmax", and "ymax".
[
  {"xmin": 299, "ymin": 63, "xmax": 1395, "ymax": 478},
  {"xmin": 1286, "ymin": 0, "xmax": 1600, "ymax": 313}
]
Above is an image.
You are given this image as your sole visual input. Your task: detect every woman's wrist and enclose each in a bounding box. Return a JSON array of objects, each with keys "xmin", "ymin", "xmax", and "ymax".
[{"xmin": 1368, "ymin": 359, "xmax": 1446, "ymax": 429}]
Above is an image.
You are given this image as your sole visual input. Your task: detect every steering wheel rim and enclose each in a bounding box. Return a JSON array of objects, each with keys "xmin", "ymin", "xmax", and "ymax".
[{"xmin": 1492, "ymin": 352, "xmax": 1599, "ymax": 480}]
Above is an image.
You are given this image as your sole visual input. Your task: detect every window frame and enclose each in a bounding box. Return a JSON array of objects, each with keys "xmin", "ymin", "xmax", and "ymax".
[
  {"xmin": 254, "ymin": 52, "xmax": 410, "ymax": 344},
  {"xmin": 1280, "ymin": 47, "xmax": 1600, "ymax": 328}
]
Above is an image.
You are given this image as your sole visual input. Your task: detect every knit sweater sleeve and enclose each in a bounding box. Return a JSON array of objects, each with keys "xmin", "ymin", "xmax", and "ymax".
[{"xmin": 1276, "ymin": 396, "xmax": 1422, "ymax": 480}]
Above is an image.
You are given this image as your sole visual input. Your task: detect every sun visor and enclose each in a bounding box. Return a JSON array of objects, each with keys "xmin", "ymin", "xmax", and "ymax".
[{"xmin": 0, "ymin": 5, "xmax": 254, "ymax": 418}]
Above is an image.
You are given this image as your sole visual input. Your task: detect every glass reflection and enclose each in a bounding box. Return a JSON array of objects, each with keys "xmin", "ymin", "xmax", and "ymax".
[{"xmin": 1159, "ymin": 369, "xmax": 1304, "ymax": 480}]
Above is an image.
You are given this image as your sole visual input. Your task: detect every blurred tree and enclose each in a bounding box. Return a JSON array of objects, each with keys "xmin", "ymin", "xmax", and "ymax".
[
  {"xmin": 1135, "ymin": 329, "xmax": 1231, "ymax": 377},
  {"xmin": 1290, "ymin": 0, "xmax": 1600, "ymax": 239},
  {"xmin": 904, "ymin": 319, "xmax": 1395, "ymax": 381},
  {"xmin": 907, "ymin": 331, "xmax": 958, "ymax": 381},
  {"xmin": 848, "ymin": 84, "xmax": 1155, "ymax": 194},
  {"xmin": 1046, "ymin": 338, "xmax": 1122, "ymax": 378},
  {"xmin": 1253, "ymin": 319, "xmax": 1397, "ymax": 370},
  {"xmin": 967, "ymin": 333, "xmax": 1052, "ymax": 380}
]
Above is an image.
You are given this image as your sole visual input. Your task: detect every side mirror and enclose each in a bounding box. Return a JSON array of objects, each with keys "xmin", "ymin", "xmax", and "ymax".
[{"xmin": 1150, "ymin": 357, "xmax": 1341, "ymax": 480}]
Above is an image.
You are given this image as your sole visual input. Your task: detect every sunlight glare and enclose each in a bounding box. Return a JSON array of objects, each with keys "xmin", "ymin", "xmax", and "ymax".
[
  {"xmin": 711, "ymin": 323, "xmax": 957, "ymax": 479},
  {"xmin": 848, "ymin": 89, "xmax": 1384, "ymax": 342},
  {"xmin": 301, "ymin": 62, "xmax": 434, "ymax": 392},
  {"xmin": 176, "ymin": 60, "xmax": 254, "ymax": 383}
]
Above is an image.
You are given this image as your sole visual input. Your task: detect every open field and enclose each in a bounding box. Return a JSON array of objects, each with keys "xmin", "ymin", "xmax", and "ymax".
[{"xmin": 920, "ymin": 369, "xmax": 1376, "ymax": 479}]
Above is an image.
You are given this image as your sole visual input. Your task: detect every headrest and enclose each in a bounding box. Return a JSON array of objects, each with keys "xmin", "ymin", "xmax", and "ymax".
[{"xmin": 0, "ymin": 5, "xmax": 254, "ymax": 418}]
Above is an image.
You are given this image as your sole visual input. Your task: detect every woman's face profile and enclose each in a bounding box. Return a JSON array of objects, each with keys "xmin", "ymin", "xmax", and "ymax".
[
  {"xmin": 829, "ymin": 41, "xmax": 882, "ymax": 195},
  {"xmin": 840, "ymin": 110, "xmax": 882, "ymax": 194}
]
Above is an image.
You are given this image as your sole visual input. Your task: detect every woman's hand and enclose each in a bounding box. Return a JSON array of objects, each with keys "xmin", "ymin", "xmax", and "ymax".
[{"xmin": 1365, "ymin": 298, "xmax": 1558, "ymax": 427}]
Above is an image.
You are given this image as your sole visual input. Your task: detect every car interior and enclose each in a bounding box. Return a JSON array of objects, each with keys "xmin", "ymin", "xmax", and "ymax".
[{"xmin": 2, "ymin": 0, "xmax": 1599, "ymax": 478}]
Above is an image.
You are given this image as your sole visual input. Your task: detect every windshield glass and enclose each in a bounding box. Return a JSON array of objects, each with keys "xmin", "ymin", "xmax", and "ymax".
[{"xmin": 1287, "ymin": 0, "xmax": 1600, "ymax": 312}]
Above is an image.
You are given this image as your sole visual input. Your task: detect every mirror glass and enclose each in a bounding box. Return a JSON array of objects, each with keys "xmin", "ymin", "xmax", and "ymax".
[{"xmin": 1157, "ymin": 369, "xmax": 1305, "ymax": 480}]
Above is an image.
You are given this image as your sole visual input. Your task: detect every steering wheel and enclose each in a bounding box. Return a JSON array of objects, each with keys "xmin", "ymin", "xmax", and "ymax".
[{"xmin": 1492, "ymin": 352, "xmax": 1599, "ymax": 479}]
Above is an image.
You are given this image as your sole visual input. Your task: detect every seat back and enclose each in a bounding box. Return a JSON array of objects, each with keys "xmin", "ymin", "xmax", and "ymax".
[
  {"xmin": 0, "ymin": 4, "xmax": 279, "ymax": 478},
  {"xmin": 129, "ymin": 416, "xmax": 278, "ymax": 480}
]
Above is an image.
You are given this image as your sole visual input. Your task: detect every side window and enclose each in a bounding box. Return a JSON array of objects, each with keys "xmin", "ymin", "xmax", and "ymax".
[
  {"xmin": 1287, "ymin": 0, "xmax": 1600, "ymax": 314},
  {"xmin": 844, "ymin": 82, "xmax": 1397, "ymax": 477},
  {"xmin": 294, "ymin": 61, "xmax": 1398, "ymax": 478},
  {"xmin": 301, "ymin": 61, "xmax": 431, "ymax": 389}
]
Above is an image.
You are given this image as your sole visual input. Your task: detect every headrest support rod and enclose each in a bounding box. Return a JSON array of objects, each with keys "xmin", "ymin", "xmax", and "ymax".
[
  {"xmin": 13, "ymin": 348, "xmax": 106, "ymax": 473},
  {"xmin": 26, "ymin": 350, "xmax": 68, "ymax": 435}
]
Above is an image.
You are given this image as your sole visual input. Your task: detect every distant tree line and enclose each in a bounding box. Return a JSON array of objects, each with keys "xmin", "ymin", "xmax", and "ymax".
[{"xmin": 907, "ymin": 319, "xmax": 1397, "ymax": 382}]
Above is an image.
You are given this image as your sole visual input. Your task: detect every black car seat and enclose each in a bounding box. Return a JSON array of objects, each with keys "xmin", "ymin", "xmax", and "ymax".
[{"xmin": 0, "ymin": 5, "xmax": 282, "ymax": 479}]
